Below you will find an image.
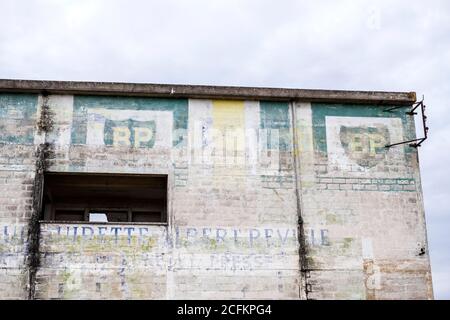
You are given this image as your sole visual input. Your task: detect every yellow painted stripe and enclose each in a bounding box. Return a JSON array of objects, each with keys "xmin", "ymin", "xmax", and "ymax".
[{"xmin": 211, "ymin": 100, "xmax": 246, "ymax": 167}]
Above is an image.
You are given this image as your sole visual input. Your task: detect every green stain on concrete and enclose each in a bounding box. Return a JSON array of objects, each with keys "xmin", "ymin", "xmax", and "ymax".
[
  {"xmin": 126, "ymin": 274, "xmax": 146, "ymax": 298},
  {"xmin": 342, "ymin": 237, "xmax": 354, "ymax": 250},
  {"xmin": 55, "ymin": 233, "xmax": 162, "ymax": 255},
  {"xmin": 260, "ymin": 101, "xmax": 291, "ymax": 151},
  {"xmin": 207, "ymin": 238, "xmax": 218, "ymax": 250},
  {"xmin": 305, "ymin": 256, "xmax": 316, "ymax": 269},
  {"xmin": 326, "ymin": 213, "xmax": 338, "ymax": 225},
  {"xmin": 0, "ymin": 93, "xmax": 38, "ymax": 144},
  {"xmin": 61, "ymin": 270, "xmax": 72, "ymax": 283},
  {"xmin": 71, "ymin": 95, "xmax": 188, "ymax": 147},
  {"xmin": 140, "ymin": 237, "xmax": 156, "ymax": 252}
]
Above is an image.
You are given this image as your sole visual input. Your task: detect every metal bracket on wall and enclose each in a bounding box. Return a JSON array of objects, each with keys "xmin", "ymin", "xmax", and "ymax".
[{"xmin": 383, "ymin": 96, "xmax": 429, "ymax": 148}]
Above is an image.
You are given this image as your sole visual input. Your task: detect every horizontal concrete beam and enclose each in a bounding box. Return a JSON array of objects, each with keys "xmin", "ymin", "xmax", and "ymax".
[{"xmin": 0, "ymin": 79, "xmax": 416, "ymax": 105}]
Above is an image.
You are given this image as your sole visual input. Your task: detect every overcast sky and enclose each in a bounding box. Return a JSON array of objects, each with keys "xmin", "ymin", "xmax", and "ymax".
[{"xmin": 1, "ymin": 0, "xmax": 448, "ymax": 299}]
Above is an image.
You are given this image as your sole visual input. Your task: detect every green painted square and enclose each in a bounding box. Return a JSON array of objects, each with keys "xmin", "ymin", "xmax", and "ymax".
[
  {"xmin": 311, "ymin": 103, "xmax": 415, "ymax": 156},
  {"xmin": 260, "ymin": 101, "xmax": 291, "ymax": 151},
  {"xmin": 71, "ymin": 95, "xmax": 188, "ymax": 147},
  {"xmin": 0, "ymin": 93, "xmax": 38, "ymax": 144}
]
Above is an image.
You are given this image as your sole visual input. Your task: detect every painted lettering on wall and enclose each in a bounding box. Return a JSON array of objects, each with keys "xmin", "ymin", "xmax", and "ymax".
[
  {"xmin": 71, "ymin": 96, "xmax": 188, "ymax": 148},
  {"xmin": 1, "ymin": 225, "xmax": 26, "ymax": 244},
  {"xmin": 340, "ymin": 125, "xmax": 390, "ymax": 168},
  {"xmin": 305, "ymin": 228, "xmax": 329, "ymax": 246},
  {"xmin": 104, "ymin": 119, "xmax": 156, "ymax": 148},
  {"xmin": 42, "ymin": 224, "xmax": 298, "ymax": 250},
  {"xmin": 326, "ymin": 116, "xmax": 404, "ymax": 170}
]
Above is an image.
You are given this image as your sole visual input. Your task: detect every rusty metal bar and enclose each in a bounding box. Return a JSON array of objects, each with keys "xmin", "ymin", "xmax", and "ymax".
[{"xmin": 385, "ymin": 98, "xmax": 429, "ymax": 148}]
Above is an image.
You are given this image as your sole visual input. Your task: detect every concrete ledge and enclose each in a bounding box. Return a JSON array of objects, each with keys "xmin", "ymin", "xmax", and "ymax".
[{"xmin": 0, "ymin": 79, "xmax": 416, "ymax": 105}]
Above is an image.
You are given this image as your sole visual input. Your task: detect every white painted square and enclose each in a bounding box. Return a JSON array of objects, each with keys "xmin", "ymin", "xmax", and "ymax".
[{"xmin": 325, "ymin": 116, "xmax": 405, "ymax": 173}]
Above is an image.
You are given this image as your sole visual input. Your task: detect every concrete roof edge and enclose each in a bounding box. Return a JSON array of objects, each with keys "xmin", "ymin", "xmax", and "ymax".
[{"xmin": 0, "ymin": 79, "xmax": 417, "ymax": 105}]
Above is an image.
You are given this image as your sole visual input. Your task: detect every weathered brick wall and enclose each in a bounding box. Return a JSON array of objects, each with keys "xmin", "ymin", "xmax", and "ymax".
[
  {"xmin": 0, "ymin": 92, "xmax": 432, "ymax": 299},
  {"xmin": 167, "ymin": 99, "xmax": 300, "ymax": 299},
  {"xmin": 33, "ymin": 95, "xmax": 300, "ymax": 299},
  {"xmin": 0, "ymin": 93, "xmax": 40, "ymax": 299},
  {"xmin": 295, "ymin": 102, "xmax": 433, "ymax": 299}
]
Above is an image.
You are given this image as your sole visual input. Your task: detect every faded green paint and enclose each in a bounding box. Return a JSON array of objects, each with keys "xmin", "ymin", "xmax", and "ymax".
[
  {"xmin": 71, "ymin": 95, "xmax": 188, "ymax": 147},
  {"xmin": 318, "ymin": 176, "xmax": 416, "ymax": 192},
  {"xmin": 49, "ymin": 233, "xmax": 161, "ymax": 254},
  {"xmin": 126, "ymin": 273, "xmax": 147, "ymax": 298},
  {"xmin": 260, "ymin": 101, "xmax": 291, "ymax": 151},
  {"xmin": 325, "ymin": 213, "xmax": 338, "ymax": 225},
  {"xmin": 311, "ymin": 103, "xmax": 415, "ymax": 156},
  {"xmin": 340, "ymin": 125, "xmax": 390, "ymax": 168},
  {"xmin": 61, "ymin": 270, "xmax": 71, "ymax": 283},
  {"xmin": 0, "ymin": 93, "xmax": 38, "ymax": 144},
  {"xmin": 140, "ymin": 237, "xmax": 157, "ymax": 252},
  {"xmin": 342, "ymin": 237, "xmax": 354, "ymax": 250},
  {"xmin": 104, "ymin": 119, "xmax": 156, "ymax": 148}
]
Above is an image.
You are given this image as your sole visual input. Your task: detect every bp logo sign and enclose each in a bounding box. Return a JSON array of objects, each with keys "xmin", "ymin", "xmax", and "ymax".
[
  {"xmin": 82, "ymin": 108, "xmax": 173, "ymax": 148},
  {"xmin": 339, "ymin": 125, "xmax": 390, "ymax": 168},
  {"xmin": 104, "ymin": 119, "xmax": 156, "ymax": 148}
]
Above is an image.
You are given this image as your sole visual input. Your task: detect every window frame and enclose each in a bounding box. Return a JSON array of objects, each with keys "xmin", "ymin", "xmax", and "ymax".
[{"xmin": 41, "ymin": 172, "xmax": 169, "ymax": 225}]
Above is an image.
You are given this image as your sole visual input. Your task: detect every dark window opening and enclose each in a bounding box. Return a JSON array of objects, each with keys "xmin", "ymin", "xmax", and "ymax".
[{"xmin": 42, "ymin": 173, "xmax": 167, "ymax": 223}]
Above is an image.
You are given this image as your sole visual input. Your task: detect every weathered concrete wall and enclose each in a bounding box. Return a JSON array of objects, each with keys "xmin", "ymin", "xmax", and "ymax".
[
  {"xmin": 295, "ymin": 102, "xmax": 433, "ymax": 299},
  {"xmin": 0, "ymin": 93, "xmax": 39, "ymax": 299},
  {"xmin": 0, "ymin": 92, "xmax": 432, "ymax": 299}
]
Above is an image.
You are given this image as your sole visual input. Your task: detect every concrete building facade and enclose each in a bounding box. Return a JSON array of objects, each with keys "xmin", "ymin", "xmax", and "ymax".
[{"xmin": 0, "ymin": 79, "xmax": 433, "ymax": 299}]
